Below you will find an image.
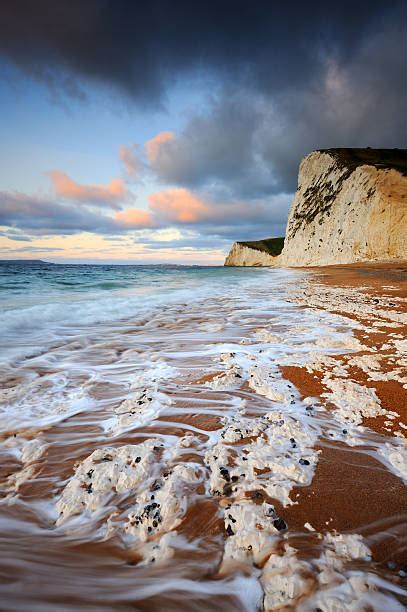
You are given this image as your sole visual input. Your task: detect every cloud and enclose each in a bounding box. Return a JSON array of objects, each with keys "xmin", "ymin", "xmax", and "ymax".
[
  {"xmin": 1, "ymin": 1, "xmax": 404, "ymax": 106},
  {"xmin": 120, "ymin": 187, "xmax": 291, "ymax": 237},
  {"xmin": 145, "ymin": 95, "xmax": 272, "ymax": 197},
  {"xmin": 114, "ymin": 207, "xmax": 154, "ymax": 228},
  {"xmin": 47, "ymin": 170, "xmax": 126, "ymax": 208},
  {"xmin": 134, "ymin": 227, "xmax": 231, "ymax": 251},
  {"xmin": 145, "ymin": 132, "xmax": 176, "ymax": 163},
  {"xmin": 0, "ymin": 183, "xmax": 290, "ymax": 244},
  {"xmin": 1, "ymin": 0, "xmax": 406, "ymax": 237},
  {"xmin": 0, "ymin": 190, "xmax": 118, "ymax": 234},
  {"xmin": 119, "ymin": 144, "xmax": 141, "ymax": 177},
  {"xmin": 0, "ymin": 227, "xmax": 32, "ymax": 241},
  {"xmin": 148, "ymin": 188, "xmax": 209, "ymax": 223},
  {"xmin": 143, "ymin": 227, "xmax": 184, "ymax": 242},
  {"xmin": 0, "ymin": 245, "xmax": 64, "ymax": 253},
  {"xmin": 143, "ymin": 19, "xmax": 407, "ymax": 197}
]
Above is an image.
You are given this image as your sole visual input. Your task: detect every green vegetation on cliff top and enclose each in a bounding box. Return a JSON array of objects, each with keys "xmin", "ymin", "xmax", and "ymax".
[
  {"xmin": 318, "ymin": 148, "xmax": 407, "ymax": 177},
  {"xmin": 237, "ymin": 237, "xmax": 285, "ymax": 256}
]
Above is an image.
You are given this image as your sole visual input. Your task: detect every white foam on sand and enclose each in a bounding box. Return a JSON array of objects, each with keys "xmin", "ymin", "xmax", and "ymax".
[
  {"xmin": 102, "ymin": 362, "xmax": 174, "ymax": 435},
  {"xmin": 260, "ymin": 532, "xmax": 404, "ymax": 611},
  {"xmin": 322, "ymin": 378, "xmax": 388, "ymax": 426},
  {"xmin": 3, "ymin": 436, "xmax": 49, "ymax": 494},
  {"xmin": 378, "ymin": 440, "xmax": 407, "ymax": 483},
  {"xmin": 0, "ymin": 372, "xmax": 93, "ymax": 433},
  {"xmin": 205, "ymin": 408, "xmax": 319, "ymax": 508},
  {"xmin": 124, "ymin": 463, "xmax": 201, "ymax": 562},
  {"xmin": 56, "ymin": 438, "xmax": 204, "ymax": 565},
  {"xmin": 222, "ymin": 500, "xmax": 280, "ymax": 567},
  {"xmin": 205, "ymin": 352, "xmax": 244, "ymax": 390},
  {"xmin": 56, "ymin": 440, "xmax": 162, "ymax": 525}
]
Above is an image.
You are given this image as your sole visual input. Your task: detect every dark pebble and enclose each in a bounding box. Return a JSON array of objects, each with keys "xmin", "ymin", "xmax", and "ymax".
[
  {"xmin": 273, "ymin": 518, "xmax": 287, "ymax": 531},
  {"xmin": 223, "ymin": 483, "xmax": 233, "ymax": 496},
  {"xmin": 220, "ymin": 467, "xmax": 231, "ymax": 482},
  {"xmin": 226, "ymin": 525, "xmax": 235, "ymax": 536}
]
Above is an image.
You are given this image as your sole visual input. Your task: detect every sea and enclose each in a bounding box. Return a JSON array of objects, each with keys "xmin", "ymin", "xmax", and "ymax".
[{"xmin": 0, "ymin": 260, "xmax": 405, "ymax": 611}]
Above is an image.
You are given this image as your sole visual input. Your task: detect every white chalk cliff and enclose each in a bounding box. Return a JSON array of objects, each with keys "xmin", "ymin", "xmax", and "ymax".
[
  {"xmin": 224, "ymin": 243, "xmax": 281, "ymax": 267},
  {"xmin": 225, "ymin": 148, "xmax": 407, "ymax": 267},
  {"xmin": 224, "ymin": 237, "xmax": 285, "ymax": 267}
]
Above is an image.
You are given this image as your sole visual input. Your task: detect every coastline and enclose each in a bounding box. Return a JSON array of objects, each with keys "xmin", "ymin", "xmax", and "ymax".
[
  {"xmin": 280, "ymin": 262, "xmax": 407, "ymax": 567},
  {"xmin": 0, "ymin": 262, "xmax": 406, "ymax": 610}
]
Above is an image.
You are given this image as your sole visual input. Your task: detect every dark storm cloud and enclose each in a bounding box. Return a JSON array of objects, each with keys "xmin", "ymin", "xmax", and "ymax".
[
  {"xmin": 146, "ymin": 93, "xmax": 273, "ymax": 198},
  {"xmin": 147, "ymin": 19, "xmax": 407, "ymax": 195},
  {"xmin": 1, "ymin": 0, "xmax": 406, "ymax": 236},
  {"xmin": 1, "ymin": 0, "xmax": 405, "ymax": 104}
]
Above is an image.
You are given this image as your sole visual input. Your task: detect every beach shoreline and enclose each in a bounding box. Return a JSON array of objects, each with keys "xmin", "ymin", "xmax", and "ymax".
[{"xmin": 0, "ymin": 261, "xmax": 406, "ymax": 610}]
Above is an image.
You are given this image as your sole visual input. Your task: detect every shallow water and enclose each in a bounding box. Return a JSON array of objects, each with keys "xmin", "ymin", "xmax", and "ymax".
[{"xmin": 0, "ymin": 261, "xmax": 405, "ymax": 610}]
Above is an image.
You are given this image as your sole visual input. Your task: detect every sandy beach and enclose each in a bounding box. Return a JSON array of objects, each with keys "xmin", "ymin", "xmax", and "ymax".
[
  {"xmin": 2, "ymin": 1, "xmax": 406, "ymax": 609},
  {"xmin": 0, "ymin": 262, "xmax": 406, "ymax": 610}
]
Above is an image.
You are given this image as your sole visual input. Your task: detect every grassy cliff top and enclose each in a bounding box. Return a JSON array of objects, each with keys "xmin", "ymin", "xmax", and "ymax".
[
  {"xmin": 237, "ymin": 236, "xmax": 285, "ymax": 256},
  {"xmin": 316, "ymin": 148, "xmax": 407, "ymax": 177}
]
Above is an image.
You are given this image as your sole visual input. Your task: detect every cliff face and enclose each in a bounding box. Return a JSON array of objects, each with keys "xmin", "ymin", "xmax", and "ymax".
[
  {"xmin": 225, "ymin": 237, "xmax": 284, "ymax": 267},
  {"xmin": 225, "ymin": 243, "xmax": 281, "ymax": 266},
  {"xmin": 281, "ymin": 148, "xmax": 407, "ymax": 266}
]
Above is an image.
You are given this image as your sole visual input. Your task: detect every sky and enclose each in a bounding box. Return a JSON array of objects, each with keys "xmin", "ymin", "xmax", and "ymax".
[{"xmin": 0, "ymin": 0, "xmax": 406, "ymax": 264}]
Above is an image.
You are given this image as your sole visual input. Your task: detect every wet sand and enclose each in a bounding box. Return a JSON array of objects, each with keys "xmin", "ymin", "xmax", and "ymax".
[
  {"xmin": 0, "ymin": 262, "xmax": 406, "ymax": 610},
  {"xmin": 281, "ymin": 262, "xmax": 407, "ymax": 568}
]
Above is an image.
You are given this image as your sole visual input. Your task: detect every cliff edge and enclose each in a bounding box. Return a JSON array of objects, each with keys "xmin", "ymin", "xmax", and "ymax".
[
  {"xmin": 281, "ymin": 148, "xmax": 407, "ymax": 266},
  {"xmin": 224, "ymin": 148, "xmax": 407, "ymax": 267},
  {"xmin": 224, "ymin": 237, "xmax": 284, "ymax": 267}
]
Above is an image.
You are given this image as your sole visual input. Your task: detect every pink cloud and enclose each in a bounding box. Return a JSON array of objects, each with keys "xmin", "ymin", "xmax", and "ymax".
[
  {"xmin": 119, "ymin": 144, "xmax": 140, "ymax": 176},
  {"xmin": 113, "ymin": 188, "xmax": 209, "ymax": 229},
  {"xmin": 48, "ymin": 170, "xmax": 126, "ymax": 208},
  {"xmin": 112, "ymin": 186, "xmax": 283, "ymax": 232},
  {"xmin": 148, "ymin": 188, "xmax": 210, "ymax": 223},
  {"xmin": 145, "ymin": 131, "xmax": 175, "ymax": 163},
  {"xmin": 114, "ymin": 207, "xmax": 154, "ymax": 228}
]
